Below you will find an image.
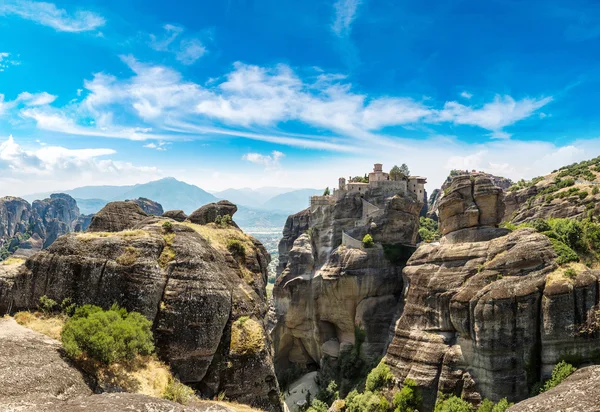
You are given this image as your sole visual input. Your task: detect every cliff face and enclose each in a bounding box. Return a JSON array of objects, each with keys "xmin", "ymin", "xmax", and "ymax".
[
  {"xmin": 0, "ymin": 194, "xmax": 94, "ymax": 257},
  {"xmin": 383, "ymin": 174, "xmax": 600, "ymax": 409},
  {"xmin": 273, "ymin": 187, "xmax": 422, "ymax": 370},
  {"xmin": 0, "ymin": 202, "xmax": 282, "ymax": 411}
]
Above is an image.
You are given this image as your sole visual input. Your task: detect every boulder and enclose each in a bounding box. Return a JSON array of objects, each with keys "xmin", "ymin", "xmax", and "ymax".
[
  {"xmin": 508, "ymin": 366, "xmax": 600, "ymax": 412},
  {"xmin": 127, "ymin": 198, "xmax": 164, "ymax": 216},
  {"xmin": 0, "ymin": 217, "xmax": 282, "ymax": 411},
  {"xmin": 87, "ymin": 202, "xmax": 148, "ymax": 232},
  {"xmin": 163, "ymin": 210, "xmax": 188, "ymax": 222},
  {"xmin": 187, "ymin": 200, "xmax": 237, "ymax": 225},
  {"xmin": 0, "ymin": 197, "xmax": 32, "ymax": 241}
]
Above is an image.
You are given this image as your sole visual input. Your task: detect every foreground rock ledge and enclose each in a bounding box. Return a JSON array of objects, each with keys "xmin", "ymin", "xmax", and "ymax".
[{"xmin": 0, "ymin": 317, "xmax": 238, "ymax": 412}]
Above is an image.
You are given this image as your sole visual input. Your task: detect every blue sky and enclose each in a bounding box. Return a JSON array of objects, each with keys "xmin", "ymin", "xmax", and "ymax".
[{"xmin": 1, "ymin": 0, "xmax": 600, "ymax": 195}]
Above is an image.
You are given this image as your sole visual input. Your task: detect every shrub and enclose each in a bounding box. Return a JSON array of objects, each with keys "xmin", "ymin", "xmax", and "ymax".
[
  {"xmin": 116, "ymin": 246, "xmax": 140, "ymax": 266},
  {"xmin": 549, "ymin": 239, "xmax": 579, "ymax": 265},
  {"xmin": 434, "ymin": 395, "xmax": 473, "ymax": 412},
  {"xmin": 540, "ymin": 361, "xmax": 576, "ymax": 393},
  {"xmin": 61, "ymin": 298, "xmax": 76, "ymax": 316},
  {"xmin": 229, "ymin": 316, "xmax": 265, "ymax": 355},
  {"xmin": 346, "ymin": 390, "xmax": 389, "ymax": 412},
  {"xmin": 365, "ymin": 362, "xmax": 394, "ymax": 392},
  {"xmin": 323, "ymin": 187, "xmax": 331, "ymax": 196},
  {"xmin": 162, "ymin": 221, "xmax": 174, "ymax": 233},
  {"xmin": 215, "ymin": 214, "xmax": 233, "ymax": 226},
  {"xmin": 362, "ymin": 234, "xmax": 374, "ymax": 248},
  {"xmin": 490, "ymin": 398, "xmax": 513, "ymax": 412},
  {"xmin": 38, "ymin": 295, "xmax": 57, "ymax": 314},
  {"xmin": 593, "ymin": 186, "xmax": 599, "ymax": 195},
  {"xmin": 564, "ymin": 268, "xmax": 577, "ymax": 279},
  {"xmin": 317, "ymin": 380, "xmax": 339, "ymax": 405},
  {"xmin": 307, "ymin": 399, "xmax": 329, "ymax": 412},
  {"xmin": 163, "ymin": 377, "xmax": 195, "ymax": 405},
  {"xmin": 61, "ymin": 304, "xmax": 154, "ymax": 364},
  {"xmin": 393, "ymin": 378, "xmax": 421, "ymax": 412},
  {"xmin": 227, "ymin": 239, "xmax": 246, "ymax": 261}
]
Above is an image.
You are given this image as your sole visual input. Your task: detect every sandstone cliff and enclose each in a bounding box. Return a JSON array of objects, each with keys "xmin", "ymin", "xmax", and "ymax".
[
  {"xmin": 383, "ymin": 174, "xmax": 600, "ymax": 409},
  {"xmin": 273, "ymin": 186, "xmax": 422, "ymax": 373},
  {"xmin": 0, "ymin": 201, "xmax": 282, "ymax": 411}
]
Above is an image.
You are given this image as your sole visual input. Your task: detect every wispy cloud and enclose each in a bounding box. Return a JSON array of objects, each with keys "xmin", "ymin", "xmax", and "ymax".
[
  {"xmin": 331, "ymin": 0, "xmax": 363, "ymax": 37},
  {"xmin": 149, "ymin": 24, "xmax": 206, "ymax": 65},
  {"xmin": 17, "ymin": 57, "xmax": 553, "ymax": 151},
  {"xmin": 0, "ymin": 52, "xmax": 20, "ymax": 72},
  {"xmin": 243, "ymin": 150, "xmax": 285, "ymax": 169},
  {"xmin": 143, "ymin": 141, "xmax": 170, "ymax": 151},
  {"xmin": 17, "ymin": 91, "xmax": 57, "ymax": 106},
  {"xmin": 0, "ymin": 1, "xmax": 105, "ymax": 32},
  {"xmin": 460, "ymin": 91, "xmax": 472, "ymax": 99}
]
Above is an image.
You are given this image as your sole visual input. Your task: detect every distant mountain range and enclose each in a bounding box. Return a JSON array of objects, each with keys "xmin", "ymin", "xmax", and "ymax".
[{"xmin": 24, "ymin": 177, "xmax": 322, "ymax": 229}]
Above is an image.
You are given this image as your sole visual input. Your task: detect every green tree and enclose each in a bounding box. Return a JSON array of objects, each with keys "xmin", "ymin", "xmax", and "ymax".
[
  {"xmin": 434, "ymin": 395, "xmax": 473, "ymax": 412},
  {"xmin": 362, "ymin": 234, "xmax": 375, "ymax": 248},
  {"xmin": 324, "ymin": 187, "xmax": 331, "ymax": 196},
  {"xmin": 400, "ymin": 164, "xmax": 410, "ymax": 178},
  {"xmin": 393, "ymin": 378, "xmax": 422, "ymax": 412},
  {"xmin": 540, "ymin": 361, "xmax": 576, "ymax": 393},
  {"xmin": 365, "ymin": 362, "xmax": 394, "ymax": 392},
  {"xmin": 390, "ymin": 165, "xmax": 403, "ymax": 181},
  {"xmin": 61, "ymin": 304, "xmax": 154, "ymax": 364}
]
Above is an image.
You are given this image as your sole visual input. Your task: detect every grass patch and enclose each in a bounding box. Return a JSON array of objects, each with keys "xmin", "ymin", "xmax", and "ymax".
[
  {"xmin": 163, "ymin": 376, "xmax": 196, "ymax": 405},
  {"xmin": 230, "ymin": 316, "xmax": 265, "ymax": 356},
  {"xmin": 116, "ymin": 246, "xmax": 140, "ymax": 266},
  {"xmin": 182, "ymin": 222, "xmax": 254, "ymax": 254},
  {"xmin": 14, "ymin": 311, "xmax": 66, "ymax": 340},
  {"xmin": 76, "ymin": 230, "xmax": 149, "ymax": 242},
  {"xmin": 1, "ymin": 256, "xmax": 25, "ymax": 265},
  {"xmin": 158, "ymin": 232, "xmax": 176, "ymax": 268},
  {"xmin": 546, "ymin": 262, "xmax": 587, "ymax": 285}
]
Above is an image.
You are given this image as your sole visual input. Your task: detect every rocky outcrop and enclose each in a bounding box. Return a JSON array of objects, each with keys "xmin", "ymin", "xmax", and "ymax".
[
  {"xmin": 508, "ymin": 366, "xmax": 600, "ymax": 412},
  {"xmin": 428, "ymin": 172, "xmax": 512, "ymax": 222},
  {"xmin": 188, "ymin": 200, "xmax": 238, "ymax": 225},
  {"xmin": 12, "ymin": 233, "xmax": 43, "ymax": 258},
  {"xmin": 0, "ymin": 317, "xmax": 241, "ymax": 412},
  {"xmin": 163, "ymin": 210, "xmax": 188, "ymax": 222},
  {"xmin": 0, "ymin": 197, "xmax": 32, "ymax": 241},
  {"xmin": 276, "ymin": 208, "xmax": 310, "ymax": 276},
  {"xmin": 0, "ymin": 202, "xmax": 282, "ymax": 411},
  {"xmin": 273, "ymin": 186, "xmax": 422, "ymax": 371},
  {"xmin": 87, "ymin": 201, "xmax": 148, "ymax": 232},
  {"xmin": 128, "ymin": 197, "xmax": 164, "ymax": 216},
  {"xmin": 0, "ymin": 194, "xmax": 90, "ymax": 257},
  {"xmin": 383, "ymin": 174, "xmax": 600, "ymax": 409}
]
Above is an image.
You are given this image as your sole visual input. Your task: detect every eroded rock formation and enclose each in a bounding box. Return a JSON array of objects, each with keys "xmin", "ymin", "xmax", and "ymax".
[
  {"xmin": 0, "ymin": 201, "xmax": 282, "ymax": 411},
  {"xmin": 273, "ymin": 186, "xmax": 422, "ymax": 371},
  {"xmin": 188, "ymin": 200, "xmax": 238, "ymax": 225},
  {"xmin": 163, "ymin": 210, "xmax": 188, "ymax": 222},
  {"xmin": 128, "ymin": 197, "xmax": 164, "ymax": 216},
  {"xmin": 383, "ymin": 174, "xmax": 600, "ymax": 409}
]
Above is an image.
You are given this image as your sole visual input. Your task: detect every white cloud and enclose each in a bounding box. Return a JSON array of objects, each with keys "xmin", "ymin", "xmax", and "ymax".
[
  {"xmin": 0, "ymin": 52, "xmax": 20, "ymax": 72},
  {"xmin": 0, "ymin": 135, "xmax": 161, "ymax": 195},
  {"xmin": 435, "ymin": 95, "xmax": 552, "ymax": 135},
  {"xmin": 17, "ymin": 91, "xmax": 57, "ymax": 106},
  {"xmin": 18, "ymin": 58, "xmax": 553, "ymax": 151},
  {"xmin": 460, "ymin": 91, "xmax": 472, "ymax": 99},
  {"xmin": 149, "ymin": 24, "xmax": 206, "ymax": 65},
  {"xmin": 176, "ymin": 38, "xmax": 206, "ymax": 64},
  {"xmin": 143, "ymin": 141, "xmax": 169, "ymax": 151},
  {"xmin": 243, "ymin": 150, "xmax": 285, "ymax": 169},
  {"xmin": 331, "ymin": 0, "xmax": 363, "ymax": 37},
  {"xmin": 0, "ymin": 1, "xmax": 105, "ymax": 32}
]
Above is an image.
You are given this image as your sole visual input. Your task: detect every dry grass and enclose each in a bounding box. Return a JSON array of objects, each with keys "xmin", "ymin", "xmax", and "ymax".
[
  {"xmin": 213, "ymin": 401, "xmax": 265, "ymax": 412},
  {"xmin": 1, "ymin": 256, "xmax": 25, "ymax": 265},
  {"xmin": 158, "ymin": 246, "xmax": 176, "ymax": 268},
  {"xmin": 182, "ymin": 222, "xmax": 254, "ymax": 255},
  {"xmin": 230, "ymin": 316, "xmax": 265, "ymax": 356},
  {"xmin": 76, "ymin": 230, "xmax": 149, "ymax": 242},
  {"xmin": 546, "ymin": 262, "xmax": 588, "ymax": 285},
  {"xmin": 13, "ymin": 311, "xmax": 66, "ymax": 340},
  {"xmin": 116, "ymin": 246, "xmax": 141, "ymax": 266}
]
